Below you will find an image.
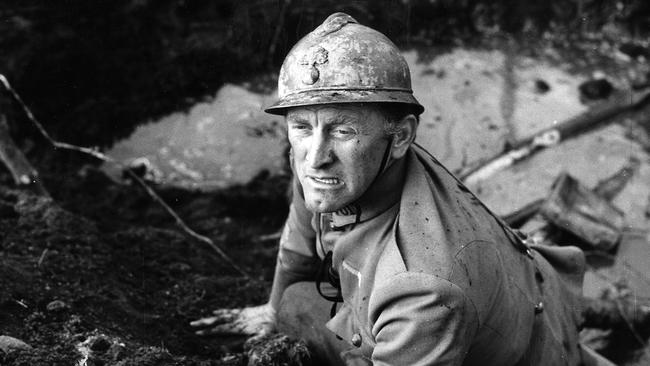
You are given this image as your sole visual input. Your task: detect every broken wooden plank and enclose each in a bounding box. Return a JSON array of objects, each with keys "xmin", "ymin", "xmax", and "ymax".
[
  {"xmin": 460, "ymin": 88, "xmax": 650, "ymax": 185},
  {"xmin": 504, "ymin": 156, "xmax": 641, "ymax": 228}
]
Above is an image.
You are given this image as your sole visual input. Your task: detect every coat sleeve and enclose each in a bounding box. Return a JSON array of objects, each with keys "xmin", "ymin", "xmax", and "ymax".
[
  {"xmin": 368, "ymin": 272, "xmax": 479, "ymax": 366},
  {"xmin": 268, "ymin": 177, "xmax": 319, "ymax": 311}
]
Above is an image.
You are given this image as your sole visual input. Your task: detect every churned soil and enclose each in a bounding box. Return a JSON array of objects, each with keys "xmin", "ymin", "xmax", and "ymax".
[{"xmin": 0, "ymin": 164, "xmax": 297, "ymax": 365}]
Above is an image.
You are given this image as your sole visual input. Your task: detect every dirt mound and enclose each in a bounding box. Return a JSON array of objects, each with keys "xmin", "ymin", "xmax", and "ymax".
[{"xmin": 0, "ymin": 168, "xmax": 296, "ymax": 365}]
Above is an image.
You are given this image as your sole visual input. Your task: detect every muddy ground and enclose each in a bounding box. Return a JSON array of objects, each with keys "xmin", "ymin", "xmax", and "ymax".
[{"xmin": 0, "ymin": 161, "xmax": 291, "ymax": 365}]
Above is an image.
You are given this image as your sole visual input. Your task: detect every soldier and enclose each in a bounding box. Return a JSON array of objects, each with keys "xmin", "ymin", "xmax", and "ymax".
[{"xmin": 192, "ymin": 12, "xmax": 614, "ymax": 366}]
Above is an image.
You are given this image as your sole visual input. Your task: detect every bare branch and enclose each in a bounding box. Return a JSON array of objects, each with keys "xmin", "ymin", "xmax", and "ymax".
[{"xmin": 0, "ymin": 73, "xmax": 251, "ymax": 279}]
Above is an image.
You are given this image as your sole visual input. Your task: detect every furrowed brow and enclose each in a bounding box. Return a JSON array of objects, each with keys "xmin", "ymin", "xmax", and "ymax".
[
  {"xmin": 328, "ymin": 113, "xmax": 358, "ymax": 126},
  {"xmin": 286, "ymin": 116, "xmax": 310, "ymax": 124}
]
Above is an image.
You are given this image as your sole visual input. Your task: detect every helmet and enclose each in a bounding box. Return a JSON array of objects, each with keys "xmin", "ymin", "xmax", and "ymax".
[{"xmin": 265, "ymin": 12, "xmax": 424, "ymax": 116}]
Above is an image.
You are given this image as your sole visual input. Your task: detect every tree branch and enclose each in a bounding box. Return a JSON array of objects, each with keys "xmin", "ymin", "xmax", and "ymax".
[{"xmin": 0, "ymin": 74, "xmax": 251, "ymax": 280}]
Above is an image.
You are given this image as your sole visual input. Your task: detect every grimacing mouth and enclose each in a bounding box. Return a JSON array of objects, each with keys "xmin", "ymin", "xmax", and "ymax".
[{"xmin": 308, "ymin": 176, "xmax": 343, "ymax": 186}]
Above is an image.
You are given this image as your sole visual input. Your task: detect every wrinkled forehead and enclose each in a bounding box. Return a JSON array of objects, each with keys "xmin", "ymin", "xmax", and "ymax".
[{"xmin": 285, "ymin": 103, "xmax": 384, "ymax": 124}]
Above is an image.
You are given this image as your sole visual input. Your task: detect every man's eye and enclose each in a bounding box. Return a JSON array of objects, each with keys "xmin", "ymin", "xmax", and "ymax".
[
  {"xmin": 332, "ymin": 128, "xmax": 355, "ymax": 137},
  {"xmin": 290, "ymin": 124, "xmax": 310, "ymax": 131}
]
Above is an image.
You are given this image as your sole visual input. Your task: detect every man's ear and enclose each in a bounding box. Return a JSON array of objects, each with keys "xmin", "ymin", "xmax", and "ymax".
[{"xmin": 390, "ymin": 114, "xmax": 418, "ymax": 159}]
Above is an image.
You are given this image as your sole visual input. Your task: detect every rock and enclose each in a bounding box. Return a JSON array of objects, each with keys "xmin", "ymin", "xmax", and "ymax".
[
  {"xmin": 534, "ymin": 79, "xmax": 550, "ymax": 94},
  {"xmin": 89, "ymin": 335, "xmax": 112, "ymax": 353},
  {"xmin": 0, "ymin": 335, "xmax": 32, "ymax": 353},
  {"xmin": 579, "ymin": 78, "xmax": 614, "ymax": 101},
  {"xmin": 122, "ymin": 157, "xmax": 163, "ymax": 184},
  {"xmin": 46, "ymin": 300, "xmax": 68, "ymax": 312}
]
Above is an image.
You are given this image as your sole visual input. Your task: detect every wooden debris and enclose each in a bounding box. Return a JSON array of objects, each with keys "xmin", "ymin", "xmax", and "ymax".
[
  {"xmin": 582, "ymin": 297, "xmax": 650, "ymax": 331},
  {"xmin": 593, "ymin": 156, "xmax": 641, "ymax": 200},
  {"xmin": 539, "ymin": 172, "xmax": 624, "ymax": 251},
  {"xmin": 503, "ymin": 198, "xmax": 543, "ymax": 228},
  {"xmin": 459, "ymin": 88, "xmax": 650, "ymax": 185},
  {"xmin": 504, "ymin": 156, "xmax": 639, "ymax": 229}
]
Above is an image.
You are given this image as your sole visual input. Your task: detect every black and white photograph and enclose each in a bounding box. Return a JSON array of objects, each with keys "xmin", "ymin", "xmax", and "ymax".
[{"xmin": 1, "ymin": 1, "xmax": 649, "ymax": 365}]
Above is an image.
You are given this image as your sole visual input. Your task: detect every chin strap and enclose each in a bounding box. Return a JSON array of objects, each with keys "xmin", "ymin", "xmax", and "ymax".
[
  {"xmin": 379, "ymin": 137, "xmax": 394, "ymax": 176},
  {"xmin": 333, "ymin": 137, "xmax": 394, "ymax": 227},
  {"xmin": 316, "ymin": 251, "xmax": 344, "ymax": 318},
  {"xmin": 369, "ymin": 137, "xmax": 394, "ymax": 191}
]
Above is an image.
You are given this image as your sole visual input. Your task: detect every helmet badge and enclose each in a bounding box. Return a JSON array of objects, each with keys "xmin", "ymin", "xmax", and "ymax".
[{"xmin": 299, "ymin": 46, "xmax": 328, "ymax": 85}]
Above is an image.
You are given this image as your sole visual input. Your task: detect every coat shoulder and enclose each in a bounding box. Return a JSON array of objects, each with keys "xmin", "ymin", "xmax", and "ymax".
[{"xmin": 373, "ymin": 225, "xmax": 474, "ymax": 290}]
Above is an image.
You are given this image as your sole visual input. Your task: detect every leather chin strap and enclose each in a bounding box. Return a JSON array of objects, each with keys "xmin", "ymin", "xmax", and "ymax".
[
  {"xmin": 375, "ymin": 137, "xmax": 395, "ymax": 182},
  {"xmin": 359, "ymin": 137, "xmax": 394, "ymax": 218},
  {"xmin": 336, "ymin": 137, "xmax": 394, "ymax": 227}
]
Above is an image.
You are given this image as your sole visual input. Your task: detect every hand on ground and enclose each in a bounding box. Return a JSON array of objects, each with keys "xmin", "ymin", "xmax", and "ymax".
[{"xmin": 190, "ymin": 303, "xmax": 276, "ymax": 337}]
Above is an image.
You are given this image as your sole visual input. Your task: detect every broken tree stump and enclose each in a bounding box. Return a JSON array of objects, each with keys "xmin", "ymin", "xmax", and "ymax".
[{"xmin": 0, "ymin": 113, "xmax": 48, "ymax": 196}]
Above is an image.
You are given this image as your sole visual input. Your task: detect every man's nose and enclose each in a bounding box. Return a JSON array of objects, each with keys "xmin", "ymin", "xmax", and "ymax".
[{"xmin": 306, "ymin": 131, "xmax": 334, "ymax": 169}]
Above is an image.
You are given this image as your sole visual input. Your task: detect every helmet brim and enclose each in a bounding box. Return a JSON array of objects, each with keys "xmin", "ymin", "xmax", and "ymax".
[{"xmin": 264, "ymin": 89, "xmax": 424, "ymax": 116}]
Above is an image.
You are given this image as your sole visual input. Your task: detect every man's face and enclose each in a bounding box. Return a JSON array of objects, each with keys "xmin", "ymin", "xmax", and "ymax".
[{"xmin": 286, "ymin": 104, "xmax": 390, "ymax": 213}]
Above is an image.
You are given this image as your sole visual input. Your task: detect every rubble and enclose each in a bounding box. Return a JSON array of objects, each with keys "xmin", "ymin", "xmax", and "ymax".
[{"xmin": 0, "ymin": 336, "xmax": 32, "ymax": 353}]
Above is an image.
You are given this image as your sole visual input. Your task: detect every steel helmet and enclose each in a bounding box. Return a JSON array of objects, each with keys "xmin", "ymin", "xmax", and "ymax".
[{"xmin": 265, "ymin": 12, "xmax": 424, "ymax": 116}]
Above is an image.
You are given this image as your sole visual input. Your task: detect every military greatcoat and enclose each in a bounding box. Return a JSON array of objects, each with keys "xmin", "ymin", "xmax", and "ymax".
[{"xmin": 269, "ymin": 144, "xmax": 586, "ymax": 366}]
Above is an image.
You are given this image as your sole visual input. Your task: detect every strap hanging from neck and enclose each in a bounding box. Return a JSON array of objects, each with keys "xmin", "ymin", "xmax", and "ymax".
[{"xmin": 315, "ymin": 251, "xmax": 343, "ymax": 318}]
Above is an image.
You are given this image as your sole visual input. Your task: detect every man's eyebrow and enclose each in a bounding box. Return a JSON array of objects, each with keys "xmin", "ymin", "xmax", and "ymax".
[
  {"xmin": 327, "ymin": 114, "xmax": 358, "ymax": 125},
  {"xmin": 286, "ymin": 116, "xmax": 309, "ymax": 124}
]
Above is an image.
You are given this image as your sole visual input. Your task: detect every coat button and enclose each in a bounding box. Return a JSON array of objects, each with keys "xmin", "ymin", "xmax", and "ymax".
[
  {"xmin": 534, "ymin": 301, "xmax": 544, "ymax": 314},
  {"xmin": 525, "ymin": 248, "xmax": 534, "ymax": 259},
  {"xmin": 351, "ymin": 333, "xmax": 362, "ymax": 347}
]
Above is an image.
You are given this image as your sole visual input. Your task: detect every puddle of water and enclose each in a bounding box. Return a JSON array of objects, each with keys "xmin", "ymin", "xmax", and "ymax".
[
  {"xmin": 106, "ymin": 47, "xmax": 587, "ymax": 188},
  {"xmin": 105, "ymin": 84, "xmax": 285, "ymax": 189},
  {"xmin": 409, "ymin": 47, "xmax": 587, "ymax": 172}
]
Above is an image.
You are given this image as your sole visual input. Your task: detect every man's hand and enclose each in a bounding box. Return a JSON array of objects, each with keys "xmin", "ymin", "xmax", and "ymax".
[{"xmin": 190, "ymin": 303, "xmax": 277, "ymax": 337}]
